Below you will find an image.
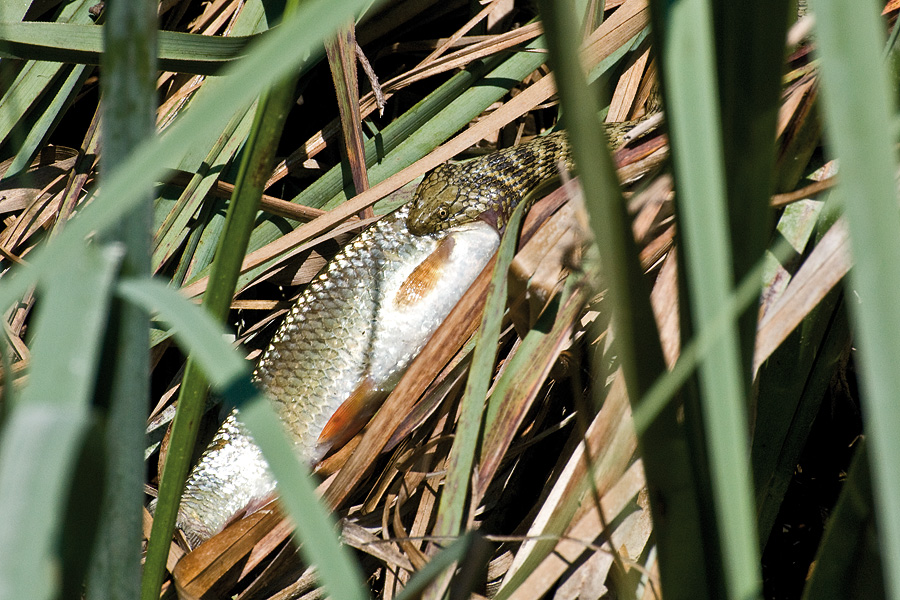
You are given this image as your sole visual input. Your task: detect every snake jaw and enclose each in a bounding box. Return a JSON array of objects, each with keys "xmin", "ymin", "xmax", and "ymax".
[{"xmin": 407, "ymin": 131, "xmax": 573, "ymax": 236}]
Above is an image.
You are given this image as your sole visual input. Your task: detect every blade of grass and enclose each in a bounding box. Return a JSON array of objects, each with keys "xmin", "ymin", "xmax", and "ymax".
[
  {"xmin": 392, "ymin": 532, "xmax": 476, "ymax": 600},
  {"xmin": 632, "ymin": 233, "xmax": 799, "ymax": 433},
  {"xmin": 0, "ymin": 244, "xmax": 122, "ymax": 600},
  {"xmin": 143, "ymin": 3, "xmax": 372, "ymax": 598},
  {"xmin": 422, "ymin": 203, "xmax": 527, "ymax": 600},
  {"xmin": 3, "ymin": 63, "xmax": 90, "ymax": 179},
  {"xmin": 477, "ymin": 279, "xmax": 586, "ymax": 497},
  {"xmin": 116, "ymin": 280, "xmax": 248, "ymax": 388},
  {"xmin": 0, "ymin": 0, "xmax": 93, "ymax": 156},
  {"xmin": 233, "ymin": 395, "xmax": 368, "ymax": 600},
  {"xmin": 808, "ymin": 1, "xmax": 900, "ymax": 597},
  {"xmin": 649, "ymin": 0, "xmax": 761, "ymax": 595},
  {"xmin": 711, "ymin": 0, "xmax": 788, "ymax": 379},
  {"xmin": 0, "ymin": 22, "xmax": 254, "ymax": 74},
  {"xmin": 755, "ymin": 298, "xmax": 849, "ymax": 544},
  {"xmin": 152, "ymin": 105, "xmax": 255, "ymax": 271},
  {"xmin": 85, "ymin": 1, "xmax": 156, "ymax": 597},
  {"xmin": 537, "ymin": 0, "xmax": 712, "ymax": 596},
  {"xmin": 164, "ymin": 0, "xmax": 274, "ymax": 173},
  {"xmin": 0, "ymin": 0, "xmax": 32, "ymax": 22},
  {"xmin": 753, "ymin": 195, "xmax": 848, "ymax": 543},
  {"xmin": 430, "ymin": 201, "xmax": 527, "ymax": 546}
]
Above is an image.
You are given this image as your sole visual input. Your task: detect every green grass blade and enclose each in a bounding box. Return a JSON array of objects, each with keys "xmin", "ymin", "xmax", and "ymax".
[
  {"xmin": 651, "ymin": 0, "xmax": 761, "ymax": 595},
  {"xmin": 161, "ymin": 0, "xmax": 272, "ymax": 171},
  {"xmin": 433, "ymin": 202, "xmax": 526, "ymax": 541},
  {"xmin": 0, "ymin": 60, "xmax": 65, "ymax": 154},
  {"xmin": 393, "ymin": 533, "xmax": 476, "ymax": 600},
  {"xmin": 85, "ymin": 1, "xmax": 157, "ymax": 597},
  {"xmin": 753, "ymin": 197, "xmax": 848, "ymax": 542},
  {"xmin": 116, "ymin": 280, "xmax": 248, "ymax": 386},
  {"xmin": 478, "ymin": 277, "xmax": 586, "ymax": 490},
  {"xmin": 0, "ymin": 23, "xmax": 254, "ymax": 74},
  {"xmin": 755, "ymin": 299, "xmax": 849, "ymax": 543},
  {"xmin": 630, "ymin": 233, "xmax": 799, "ymax": 433},
  {"xmin": 0, "ymin": 0, "xmax": 380, "ymax": 318},
  {"xmin": 0, "ymin": 0, "xmax": 32, "ymax": 22},
  {"xmin": 711, "ymin": 1, "xmax": 787, "ymax": 378},
  {"xmin": 0, "ymin": 244, "xmax": 122, "ymax": 600},
  {"xmin": 422, "ymin": 204, "xmax": 525, "ymax": 600},
  {"xmin": 3, "ymin": 63, "xmax": 90, "ymax": 178},
  {"xmin": 232, "ymin": 394, "xmax": 369, "ymax": 600},
  {"xmin": 152, "ymin": 106, "xmax": 255, "ymax": 272},
  {"xmin": 537, "ymin": 0, "xmax": 711, "ymax": 595},
  {"xmin": 0, "ymin": 0, "xmax": 93, "ymax": 155},
  {"xmin": 809, "ymin": 1, "xmax": 900, "ymax": 597}
]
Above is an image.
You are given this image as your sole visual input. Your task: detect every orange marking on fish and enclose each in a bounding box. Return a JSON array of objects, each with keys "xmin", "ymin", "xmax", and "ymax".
[
  {"xmin": 316, "ymin": 376, "xmax": 385, "ymax": 459},
  {"xmin": 394, "ymin": 236, "xmax": 456, "ymax": 309}
]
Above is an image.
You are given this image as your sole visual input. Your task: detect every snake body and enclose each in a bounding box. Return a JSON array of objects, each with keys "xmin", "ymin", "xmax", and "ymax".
[{"xmin": 170, "ymin": 130, "xmax": 582, "ymax": 545}]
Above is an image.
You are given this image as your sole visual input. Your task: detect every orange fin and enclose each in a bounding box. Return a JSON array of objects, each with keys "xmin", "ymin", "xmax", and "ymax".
[
  {"xmin": 394, "ymin": 236, "xmax": 456, "ymax": 309},
  {"xmin": 316, "ymin": 377, "xmax": 386, "ymax": 458}
]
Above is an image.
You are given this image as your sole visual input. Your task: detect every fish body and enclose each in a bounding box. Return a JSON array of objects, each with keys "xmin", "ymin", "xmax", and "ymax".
[{"xmin": 175, "ymin": 206, "xmax": 500, "ymax": 543}]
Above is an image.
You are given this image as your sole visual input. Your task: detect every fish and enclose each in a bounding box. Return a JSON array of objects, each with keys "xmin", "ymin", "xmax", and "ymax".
[
  {"xmin": 174, "ymin": 206, "xmax": 500, "ymax": 544},
  {"xmin": 171, "ymin": 131, "xmax": 578, "ymax": 545}
]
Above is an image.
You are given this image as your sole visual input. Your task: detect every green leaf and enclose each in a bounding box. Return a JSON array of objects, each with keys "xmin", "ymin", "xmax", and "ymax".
[
  {"xmin": 144, "ymin": 15, "xmax": 307, "ymax": 595},
  {"xmin": 809, "ymin": 0, "xmax": 900, "ymax": 596},
  {"xmin": 0, "ymin": 244, "xmax": 122, "ymax": 600},
  {"xmin": 117, "ymin": 279, "xmax": 247, "ymax": 387},
  {"xmin": 0, "ymin": 0, "xmax": 94, "ymax": 156},
  {"xmin": 85, "ymin": 0, "xmax": 157, "ymax": 596},
  {"xmin": 2, "ymin": 63, "xmax": 90, "ymax": 178},
  {"xmin": 538, "ymin": 0, "xmax": 711, "ymax": 596},
  {"xmin": 393, "ymin": 533, "xmax": 477, "ymax": 600},
  {"xmin": 433, "ymin": 201, "xmax": 527, "ymax": 541},
  {"xmin": 0, "ymin": 22, "xmax": 254, "ymax": 74}
]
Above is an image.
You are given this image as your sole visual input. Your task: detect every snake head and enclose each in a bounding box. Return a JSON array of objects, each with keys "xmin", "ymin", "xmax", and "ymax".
[{"xmin": 407, "ymin": 162, "xmax": 484, "ymax": 235}]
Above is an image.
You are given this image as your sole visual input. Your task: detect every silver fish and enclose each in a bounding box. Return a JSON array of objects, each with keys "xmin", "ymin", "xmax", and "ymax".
[{"xmin": 174, "ymin": 205, "xmax": 500, "ymax": 544}]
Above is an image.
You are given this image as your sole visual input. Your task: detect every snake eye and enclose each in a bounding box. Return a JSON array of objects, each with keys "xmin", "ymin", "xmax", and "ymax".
[{"xmin": 437, "ymin": 207, "xmax": 449, "ymax": 220}]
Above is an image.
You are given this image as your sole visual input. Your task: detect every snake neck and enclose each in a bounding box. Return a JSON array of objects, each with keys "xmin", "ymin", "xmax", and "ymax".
[{"xmin": 406, "ymin": 107, "xmax": 662, "ymax": 236}]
